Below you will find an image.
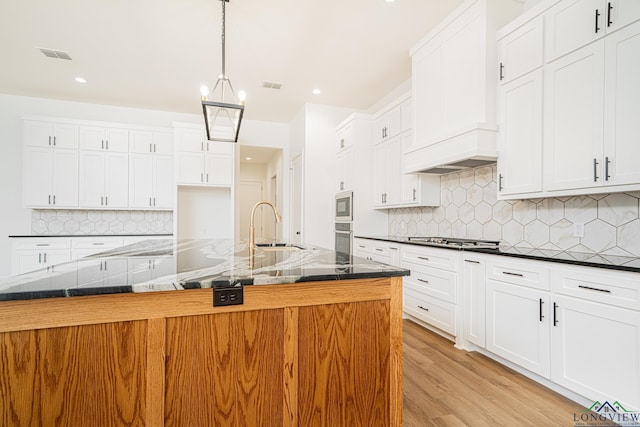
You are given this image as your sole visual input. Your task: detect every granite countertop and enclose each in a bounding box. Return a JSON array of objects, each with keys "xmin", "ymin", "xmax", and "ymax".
[
  {"xmin": 8, "ymin": 234, "xmax": 173, "ymax": 238},
  {"xmin": 355, "ymin": 235, "xmax": 640, "ymax": 273},
  {"xmin": 0, "ymin": 239, "xmax": 409, "ymax": 302}
]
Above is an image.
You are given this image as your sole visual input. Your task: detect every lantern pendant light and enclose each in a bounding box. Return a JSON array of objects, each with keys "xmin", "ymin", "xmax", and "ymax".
[{"xmin": 200, "ymin": 0, "xmax": 245, "ymax": 143}]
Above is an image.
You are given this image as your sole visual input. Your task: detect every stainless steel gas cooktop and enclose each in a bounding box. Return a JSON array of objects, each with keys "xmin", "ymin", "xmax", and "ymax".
[{"xmin": 406, "ymin": 237, "xmax": 500, "ymax": 248}]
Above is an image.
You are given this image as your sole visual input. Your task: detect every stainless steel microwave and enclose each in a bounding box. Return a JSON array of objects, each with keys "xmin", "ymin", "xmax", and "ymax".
[{"xmin": 335, "ymin": 191, "xmax": 353, "ymax": 222}]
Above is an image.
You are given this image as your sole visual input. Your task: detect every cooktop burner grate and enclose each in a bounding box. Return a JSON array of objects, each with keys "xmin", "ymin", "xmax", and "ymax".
[{"xmin": 406, "ymin": 237, "xmax": 500, "ymax": 248}]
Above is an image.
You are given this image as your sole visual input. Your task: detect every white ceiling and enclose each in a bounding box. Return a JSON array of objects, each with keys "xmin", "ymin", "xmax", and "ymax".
[{"xmin": 0, "ymin": 0, "xmax": 465, "ymax": 123}]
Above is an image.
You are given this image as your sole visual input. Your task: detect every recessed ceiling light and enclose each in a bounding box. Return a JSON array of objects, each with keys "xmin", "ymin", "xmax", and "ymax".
[
  {"xmin": 385, "ymin": 0, "xmax": 395, "ymax": 3},
  {"xmin": 245, "ymin": 157, "xmax": 252, "ymax": 161},
  {"xmin": 312, "ymin": 88, "xmax": 321, "ymax": 95},
  {"xmin": 75, "ymin": 77, "xmax": 87, "ymax": 83}
]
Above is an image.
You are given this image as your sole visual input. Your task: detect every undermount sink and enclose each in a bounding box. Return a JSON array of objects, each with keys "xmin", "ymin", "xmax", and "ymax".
[{"xmin": 255, "ymin": 243, "xmax": 305, "ymax": 251}]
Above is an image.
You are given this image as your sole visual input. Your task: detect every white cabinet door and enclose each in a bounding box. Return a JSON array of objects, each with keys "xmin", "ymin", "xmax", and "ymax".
[
  {"xmin": 335, "ymin": 147, "xmax": 354, "ymax": 193},
  {"xmin": 176, "ymin": 153, "xmax": 204, "ymax": 184},
  {"xmin": 80, "ymin": 126, "xmax": 128, "ymax": 152},
  {"xmin": 551, "ymin": 294, "xmax": 640, "ymax": 409},
  {"xmin": 603, "ymin": 21, "xmax": 640, "ymax": 186},
  {"xmin": 105, "ymin": 153, "xmax": 129, "ymax": 208},
  {"xmin": 543, "ymin": 41, "xmax": 605, "ymax": 192},
  {"xmin": 386, "ymin": 136, "xmax": 401, "ymax": 206},
  {"xmin": 24, "ymin": 147, "xmax": 53, "ymax": 206},
  {"xmin": 545, "ymin": 0, "xmax": 603, "ymax": 62},
  {"xmin": 607, "ymin": 0, "xmax": 640, "ymax": 33},
  {"xmin": 499, "ymin": 16, "xmax": 544, "ymax": 83},
  {"xmin": 177, "ymin": 128, "xmax": 206, "ymax": 153},
  {"xmin": 129, "ymin": 130, "xmax": 154, "ymax": 154},
  {"xmin": 154, "ymin": 155, "xmax": 174, "ymax": 208},
  {"xmin": 205, "ymin": 153, "xmax": 233, "ymax": 186},
  {"xmin": 372, "ymin": 142, "xmax": 387, "ymax": 207},
  {"xmin": 129, "ymin": 154, "xmax": 154, "ymax": 208},
  {"xmin": 486, "ymin": 279, "xmax": 551, "ymax": 378},
  {"xmin": 462, "ymin": 255, "xmax": 486, "ymax": 348},
  {"xmin": 336, "ymin": 123, "xmax": 353, "ymax": 151},
  {"xmin": 498, "ymin": 70, "xmax": 543, "ymax": 195},
  {"xmin": 24, "ymin": 121, "xmax": 78, "ymax": 149},
  {"xmin": 79, "ymin": 151, "xmax": 106, "ymax": 207},
  {"xmin": 51, "ymin": 149, "xmax": 79, "ymax": 207}
]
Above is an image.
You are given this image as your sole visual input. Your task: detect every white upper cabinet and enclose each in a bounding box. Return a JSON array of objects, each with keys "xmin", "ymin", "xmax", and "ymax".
[
  {"xmin": 336, "ymin": 122, "xmax": 353, "ymax": 151},
  {"xmin": 24, "ymin": 120, "xmax": 78, "ymax": 149},
  {"xmin": 23, "ymin": 120, "xmax": 79, "ymax": 208},
  {"xmin": 79, "ymin": 151, "xmax": 129, "ymax": 208},
  {"xmin": 130, "ymin": 130, "xmax": 173, "ymax": 155},
  {"xmin": 129, "ymin": 130, "xmax": 174, "ymax": 209},
  {"xmin": 545, "ymin": 0, "xmax": 640, "ymax": 62},
  {"xmin": 499, "ymin": 16, "xmax": 544, "ymax": 83},
  {"xmin": 79, "ymin": 126, "xmax": 129, "ymax": 152},
  {"xmin": 335, "ymin": 121, "xmax": 355, "ymax": 193},
  {"xmin": 174, "ymin": 125, "xmax": 234, "ymax": 186},
  {"xmin": 374, "ymin": 105, "xmax": 401, "ymax": 143}
]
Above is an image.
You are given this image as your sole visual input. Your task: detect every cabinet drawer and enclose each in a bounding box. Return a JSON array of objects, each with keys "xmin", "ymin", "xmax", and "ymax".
[
  {"xmin": 12, "ymin": 238, "xmax": 71, "ymax": 251},
  {"xmin": 404, "ymin": 262, "xmax": 457, "ymax": 303},
  {"xmin": 404, "ymin": 285, "xmax": 456, "ymax": 336},
  {"xmin": 552, "ymin": 266, "xmax": 640, "ymax": 311},
  {"xmin": 486, "ymin": 258, "xmax": 550, "ymax": 291},
  {"xmin": 401, "ymin": 245, "xmax": 459, "ymax": 272},
  {"xmin": 71, "ymin": 237, "xmax": 124, "ymax": 250}
]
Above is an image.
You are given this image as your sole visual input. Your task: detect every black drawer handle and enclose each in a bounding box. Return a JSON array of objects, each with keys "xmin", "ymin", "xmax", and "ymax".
[
  {"xmin": 578, "ymin": 285, "xmax": 611, "ymax": 294},
  {"xmin": 464, "ymin": 259, "xmax": 480, "ymax": 264},
  {"xmin": 417, "ymin": 278, "xmax": 430, "ymax": 284},
  {"xmin": 418, "ymin": 256, "xmax": 430, "ymax": 261},
  {"xmin": 418, "ymin": 305, "xmax": 429, "ymax": 312},
  {"xmin": 502, "ymin": 271, "xmax": 524, "ymax": 277},
  {"xmin": 375, "ymin": 248, "xmax": 384, "ymax": 252}
]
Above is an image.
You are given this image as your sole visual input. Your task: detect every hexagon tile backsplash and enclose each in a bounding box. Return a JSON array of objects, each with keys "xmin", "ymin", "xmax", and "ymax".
[
  {"xmin": 32, "ymin": 210, "xmax": 173, "ymax": 235},
  {"xmin": 388, "ymin": 165, "xmax": 640, "ymax": 257}
]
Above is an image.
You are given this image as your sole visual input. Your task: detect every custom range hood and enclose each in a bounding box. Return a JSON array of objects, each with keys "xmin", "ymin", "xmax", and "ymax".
[{"xmin": 403, "ymin": 124, "xmax": 498, "ymax": 174}]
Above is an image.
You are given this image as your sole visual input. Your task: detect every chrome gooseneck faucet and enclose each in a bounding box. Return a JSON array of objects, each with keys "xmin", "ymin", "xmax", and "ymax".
[{"xmin": 249, "ymin": 201, "xmax": 282, "ymax": 262}]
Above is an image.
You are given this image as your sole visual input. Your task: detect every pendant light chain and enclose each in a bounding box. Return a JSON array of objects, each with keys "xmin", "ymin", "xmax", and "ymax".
[{"xmin": 221, "ymin": 0, "xmax": 226, "ymax": 79}]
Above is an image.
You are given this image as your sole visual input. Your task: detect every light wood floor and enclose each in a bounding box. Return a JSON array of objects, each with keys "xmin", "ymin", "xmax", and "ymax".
[{"xmin": 402, "ymin": 319, "xmax": 584, "ymax": 426}]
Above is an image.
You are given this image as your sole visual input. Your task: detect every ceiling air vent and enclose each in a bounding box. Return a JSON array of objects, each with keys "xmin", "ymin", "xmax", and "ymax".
[
  {"xmin": 37, "ymin": 47, "xmax": 72, "ymax": 60},
  {"xmin": 261, "ymin": 81, "xmax": 282, "ymax": 90}
]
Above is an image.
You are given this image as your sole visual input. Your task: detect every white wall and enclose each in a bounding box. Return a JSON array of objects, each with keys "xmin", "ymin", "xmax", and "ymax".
[
  {"xmin": 300, "ymin": 103, "xmax": 353, "ymax": 249},
  {"xmin": 0, "ymin": 93, "xmax": 290, "ymax": 277}
]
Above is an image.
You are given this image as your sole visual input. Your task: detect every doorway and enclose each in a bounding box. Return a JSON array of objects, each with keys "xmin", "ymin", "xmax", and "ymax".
[{"xmin": 238, "ymin": 146, "xmax": 283, "ymax": 243}]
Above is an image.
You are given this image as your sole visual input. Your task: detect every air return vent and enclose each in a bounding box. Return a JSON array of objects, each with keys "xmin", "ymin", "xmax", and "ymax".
[
  {"xmin": 261, "ymin": 81, "xmax": 282, "ymax": 90},
  {"xmin": 37, "ymin": 47, "xmax": 72, "ymax": 60}
]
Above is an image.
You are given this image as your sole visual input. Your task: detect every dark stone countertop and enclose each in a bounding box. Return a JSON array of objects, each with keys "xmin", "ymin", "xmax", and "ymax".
[
  {"xmin": 0, "ymin": 239, "xmax": 409, "ymax": 301},
  {"xmin": 355, "ymin": 235, "xmax": 640, "ymax": 273}
]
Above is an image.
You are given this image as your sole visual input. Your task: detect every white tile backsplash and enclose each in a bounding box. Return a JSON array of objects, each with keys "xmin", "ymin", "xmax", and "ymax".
[
  {"xmin": 389, "ymin": 165, "xmax": 640, "ymax": 256},
  {"xmin": 31, "ymin": 210, "xmax": 173, "ymax": 235}
]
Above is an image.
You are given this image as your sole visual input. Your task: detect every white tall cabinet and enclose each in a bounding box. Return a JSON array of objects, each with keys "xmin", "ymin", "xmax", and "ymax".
[
  {"xmin": 129, "ymin": 130, "xmax": 174, "ymax": 209},
  {"xmin": 79, "ymin": 130, "xmax": 129, "ymax": 208},
  {"xmin": 175, "ymin": 126, "xmax": 234, "ymax": 187},
  {"xmin": 497, "ymin": 0, "xmax": 640, "ymax": 199},
  {"xmin": 23, "ymin": 120, "xmax": 79, "ymax": 208}
]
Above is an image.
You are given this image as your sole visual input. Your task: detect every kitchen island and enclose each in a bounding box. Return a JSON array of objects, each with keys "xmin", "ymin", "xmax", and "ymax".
[{"xmin": 0, "ymin": 239, "xmax": 408, "ymax": 426}]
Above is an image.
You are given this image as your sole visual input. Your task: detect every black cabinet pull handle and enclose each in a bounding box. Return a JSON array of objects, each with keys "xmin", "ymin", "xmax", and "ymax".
[
  {"xmin": 499, "ymin": 62, "xmax": 504, "ymax": 80},
  {"xmin": 417, "ymin": 256, "xmax": 430, "ymax": 261},
  {"xmin": 413, "ymin": 188, "xmax": 417, "ymax": 201},
  {"xmin": 595, "ymin": 9, "xmax": 601, "ymax": 33},
  {"xmin": 593, "ymin": 158, "xmax": 599, "ymax": 182},
  {"xmin": 39, "ymin": 253, "xmax": 42, "ymax": 263},
  {"xmin": 48, "ymin": 136, "xmax": 52, "ymax": 146},
  {"xmin": 417, "ymin": 278, "xmax": 430, "ymax": 284},
  {"xmin": 502, "ymin": 271, "xmax": 523, "ymax": 277},
  {"xmin": 607, "ymin": 2, "xmax": 613, "ymax": 27},
  {"xmin": 553, "ymin": 302, "xmax": 558, "ymax": 326},
  {"xmin": 605, "ymin": 157, "xmax": 611, "ymax": 181},
  {"xmin": 418, "ymin": 305, "xmax": 429, "ymax": 312},
  {"xmin": 53, "ymin": 136, "xmax": 56, "ymax": 146},
  {"xmin": 578, "ymin": 284, "xmax": 611, "ymax": 293},
  {"xmin": 375, "ymin": 248, "xmax": 384, "ymax": 252},
  {"xmin": 498, "ymin": 174, "xmax": 504, "ymax": 191},
  {"xmin": 539, "ymin": 298, "xmax": 544, "ymax": 322},
  {"xmin": 464, "ymin": 259, "xmax": 480, "ymax": 264}
]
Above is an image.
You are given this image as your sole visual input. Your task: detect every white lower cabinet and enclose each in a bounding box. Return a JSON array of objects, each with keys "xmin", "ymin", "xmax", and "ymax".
[
  {"xmin": 401, "ymin": 245, "xmax": 459, "ymax": 337},
  {"xmin": 127, "ymin": 256, "xmax": 174, "ymax": 284},
  {"xmin": 486, "ymin": 279, "xmax": 551, "ymax": 378},
  {"xmin": 76, "ymin": 258, "xmax": 128, "ymax": 288},
  {"xmin": 551, "ymin": 294, "xmax": 640, "ymax": 409},
  {"xmin": 462, "ymin": 254, "xmax": 486, "ymax": 347},
  {"xmin": 353, "ymin": 238, "xmax": 400, "ymax": 265},
  {"xmin": 11, "ymin": 238, "xmax": 72, "ymax": 275}
]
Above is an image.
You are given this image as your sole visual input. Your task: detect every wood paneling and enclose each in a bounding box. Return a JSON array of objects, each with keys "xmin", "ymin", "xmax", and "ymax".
[
  {"xmin": 0, "ymin": 321, "xmax": 147, "ymax": 426},
  {"xmin": 164, "ymin": 310, "xmax": 285, "ymax": 426},
  {"xmin": 298, "ymin": 300, "xmax": 391, "ymax": 426}
]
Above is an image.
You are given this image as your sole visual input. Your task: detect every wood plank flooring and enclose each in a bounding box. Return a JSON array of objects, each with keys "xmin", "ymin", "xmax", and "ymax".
[{"xmin": 402, "ymin": 319, "xmax": 584, "ymax": 426}]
